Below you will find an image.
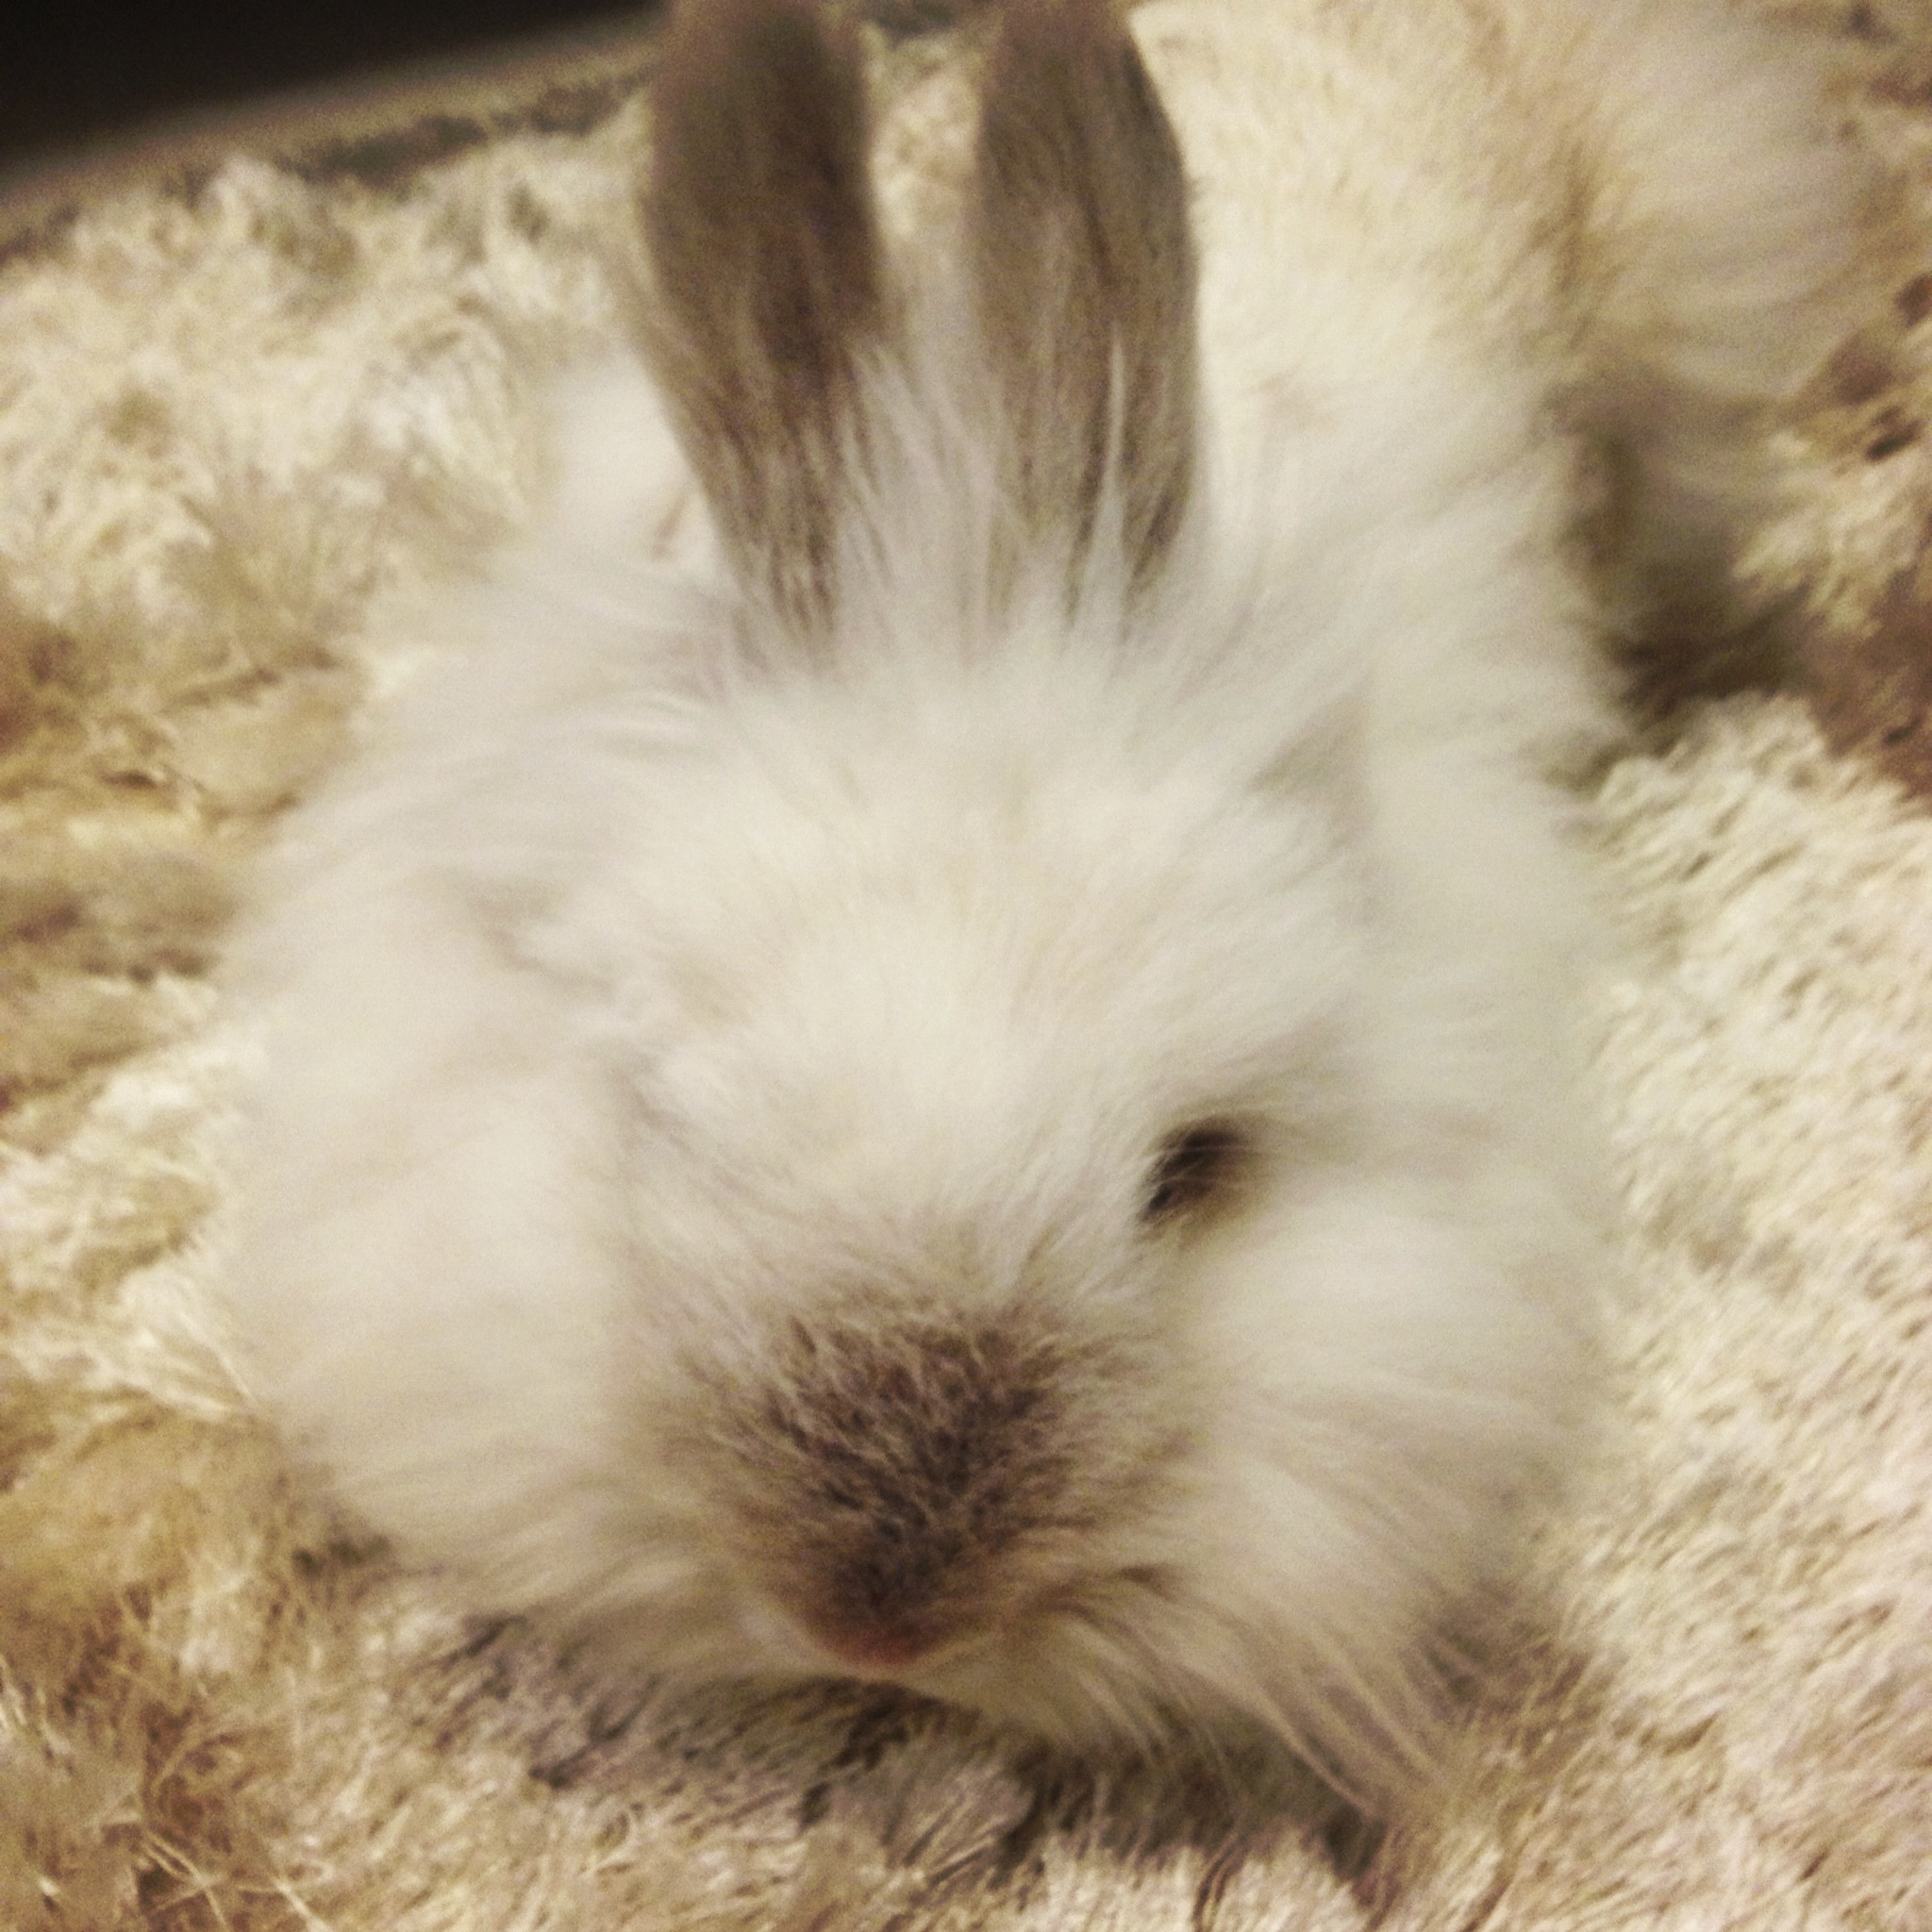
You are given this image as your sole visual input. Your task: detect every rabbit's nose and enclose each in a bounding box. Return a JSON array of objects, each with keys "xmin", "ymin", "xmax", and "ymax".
[
  {"xmin": 711, "ymin": 1304, "xmax": 1096, "ymax": 1669},
  {"xmin": 801, "ymin": 1608, "xmax": 952, "ymax": 1674},
  {"xmin": 787, "ymin": 1520, "xmax": 985, "ymax": 1674}
]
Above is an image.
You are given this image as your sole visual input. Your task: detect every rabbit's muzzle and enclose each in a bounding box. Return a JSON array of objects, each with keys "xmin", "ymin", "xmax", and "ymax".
[{"xmin": 703, "ymin": 1308, "xmax": 1158, "ymax": 1671}]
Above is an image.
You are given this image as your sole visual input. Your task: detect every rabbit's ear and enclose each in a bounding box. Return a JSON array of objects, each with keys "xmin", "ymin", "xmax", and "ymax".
[
  {"xmin": 640, "ymin": 0, "xmax": 884, "ymax": 625},
  {"xmin": 970, "ymin": 0, "xmax": 1198, "ymax": 593}
]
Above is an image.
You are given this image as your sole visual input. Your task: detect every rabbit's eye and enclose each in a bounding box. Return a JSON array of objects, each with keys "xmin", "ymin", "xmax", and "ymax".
[{"xmin": 1141, "ymin": 1121, "xmax": 1250, "ymax": 1226}]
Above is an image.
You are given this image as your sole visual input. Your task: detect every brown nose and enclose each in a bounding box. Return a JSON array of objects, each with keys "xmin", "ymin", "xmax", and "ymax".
[
  {"xmin": 803, "ymin": 1612, "xmax": 950, "ymax": 1674},
  {"xmin": 724, "ymin": 1309, "xmax": 1079, "ymax": 1676}
]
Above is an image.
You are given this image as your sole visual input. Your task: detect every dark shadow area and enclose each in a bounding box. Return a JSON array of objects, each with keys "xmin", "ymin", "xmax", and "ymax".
[{"xmin": 0, "ymin": 3, "xmax": 650, "ymax": 175}]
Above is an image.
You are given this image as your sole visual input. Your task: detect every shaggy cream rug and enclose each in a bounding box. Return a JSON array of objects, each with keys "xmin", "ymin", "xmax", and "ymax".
[{"xmin": 6, "ymin": 5, "xmax": 1932, "ymax": 1926}]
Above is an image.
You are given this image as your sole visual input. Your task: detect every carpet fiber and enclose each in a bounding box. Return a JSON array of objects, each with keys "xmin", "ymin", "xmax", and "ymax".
[{"xmin": 5, "ymin": 6, "xmax": 1932, "ymax": 1926}]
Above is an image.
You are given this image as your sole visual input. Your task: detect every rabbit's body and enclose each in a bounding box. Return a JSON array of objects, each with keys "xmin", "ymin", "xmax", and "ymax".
[{"xmin": 225, "ymin": 0, "xmax": 1879, "ymax": 1804}]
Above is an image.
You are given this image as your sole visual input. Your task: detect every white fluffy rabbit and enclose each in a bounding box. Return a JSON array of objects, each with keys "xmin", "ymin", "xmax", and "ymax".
[{"xmin": 225, "ymin": 0, "xmax": 1881, "ymax": 1807}]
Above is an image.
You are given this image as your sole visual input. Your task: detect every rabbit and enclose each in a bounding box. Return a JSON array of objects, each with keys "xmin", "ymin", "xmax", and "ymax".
[{"xmin": 222, "ymin": 0, "xmax": 1886, "ymax": 1809}]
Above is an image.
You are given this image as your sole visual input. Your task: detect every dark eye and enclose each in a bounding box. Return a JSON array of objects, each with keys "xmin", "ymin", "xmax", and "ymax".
[{"xmin": 1141, "ymin": 1121, "xmax": 1251, "ymax": 1226}]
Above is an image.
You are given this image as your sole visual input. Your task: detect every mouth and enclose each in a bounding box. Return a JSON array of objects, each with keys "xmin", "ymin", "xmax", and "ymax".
[
  {"xmin": 794, "ymin": 1560, "xmax": 1180, "ymax": 1692},
  {"xmin": 796, "ymin": 1609, "xmax": 960, "ymax": 1675}
]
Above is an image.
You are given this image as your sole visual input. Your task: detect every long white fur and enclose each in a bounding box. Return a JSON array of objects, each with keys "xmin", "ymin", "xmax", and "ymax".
[{"xmin": 223, "ymin": 0, "xmax": 1878, "ymax": 1807}]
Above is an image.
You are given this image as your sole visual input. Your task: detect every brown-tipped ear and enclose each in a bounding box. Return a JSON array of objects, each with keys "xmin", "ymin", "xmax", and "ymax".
[
  {"xmin": 641, "ymin": 0, "xmax": 884, "ymax": 625},
  {"xmin": 971, "ymin": 0, "xmax": 1198, "ymax": 592}
]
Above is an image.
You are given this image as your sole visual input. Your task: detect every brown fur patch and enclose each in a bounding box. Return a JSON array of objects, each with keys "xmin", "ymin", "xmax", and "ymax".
[
  {"xmin": 639, "ymin": 0, "xmax": 886, "ymax": 629},
  {"xmin": 970, "ymin": 0, "xmax": 1198, "ymax": 591},
  {"xmin": 707, "ymin": 1312, "xmax": 1097, "ymax": 1656}
]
